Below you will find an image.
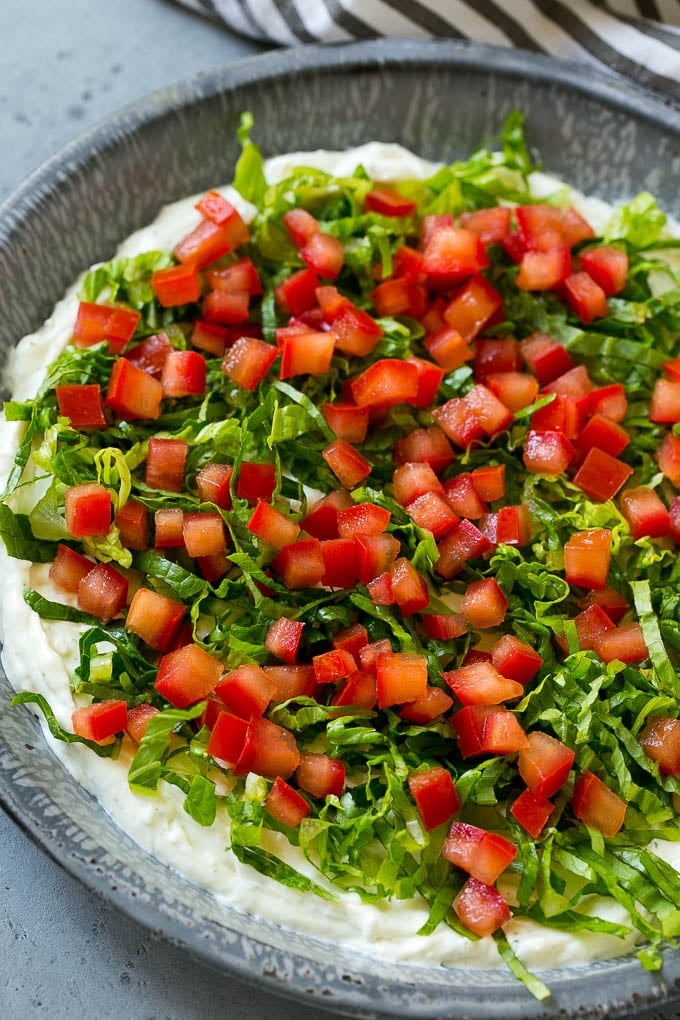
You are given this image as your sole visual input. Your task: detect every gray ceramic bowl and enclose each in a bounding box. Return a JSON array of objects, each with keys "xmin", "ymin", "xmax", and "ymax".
[{"xmin": 1, "ymin": 40, "xmax": 680, "ymax": 1020}]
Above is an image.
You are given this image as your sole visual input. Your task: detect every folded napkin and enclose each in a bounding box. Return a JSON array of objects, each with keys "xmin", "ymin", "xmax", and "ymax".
[{"xmin": 179, "ymin": 0, "xmax": 680, "ymax": 102}]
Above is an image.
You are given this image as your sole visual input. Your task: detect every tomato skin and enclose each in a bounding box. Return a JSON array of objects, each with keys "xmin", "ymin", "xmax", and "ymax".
[
  {"xmin": 574, "ymin": 413, "xmax": 630, "ymax": 459},
  {"xmin": 422, "ymin": 612, "xmax": 467, "ymax": 641},
  {"xmin": 319, "ymin": 538, "xmax": 357, "ymax": 589},
  {"xmin": 518, "ymin": 731, "xmax": 575, "ymax": 800},
  {"xmin": 49, "ymin": 544, "xmax": 94, "ymax": 594},
  {"xmin": 332, "ymin": 623, "xmax": 369, "ymax": 660},
  {"xmin": 522, "ymin": 429, "xmax": 575, "ymax": 477},
  {"xmin": 64, "ymin": 483, "xmax": 111, "ymax": 538},
  {"xmin": 442, "ymin": 821, "xmax": 517, "ymax": 885},
  {"xmin": 510, "ymin": 788, "xmax": 553, "ymax": 839},
  {"xmin": 354, "ymin": 533, "xmax": 400, "ymax": 584},
  {"xmin": 376, "ymin": 651, "xmax": 428, "ymax": 708},
  {"xmin": 351, "ymin": 359, "xmax": 419, "ymax": 409},
  {"xmin": 191, "ymin": 320, "xmax": 229, "ymax": 357},
  {"xmin": 207, "ymin": 711, "xmax": 249, "ymax": 765},
  {"xmin": 236, "ymin": 462, "xmax": 276, "ymax": 504},
  {"xmin": 332, "ymin": 304, "xmax": 383, "ymax": 357},
  {"xmin": 155, "ymin": 644, "xmax": 224, "ymax": 708},
  {"xmin": 145, "ymin": 437, "xmax": 188, "ymax": 493},
  {"xmin": 453, "ymin": 877, "xmax": 511, "ymax": 937},
  {"xmin": 56, "ymin": 384, "xmax": 107, "ymax": 428},
  {"xmin": 72, "ymin": 700, "xmax": 128, "ymax": 745},
  {"xmin": 486, "ymin": 371, "xmax": 539, "ymax": 413},
  {"xmin": 322, "ymin": 439, "xmax": 372, "ymax": 489},
  {"xmin": 650, "ymin": 379, "xmax": 680, "ymax": 423},
  {"xmin": 432, "ymin": 395, "xmax": 485, "ymax": 448},
  {"xmin": 313, "ymin": 649, "xmax": 357, "ymax": 685},
  {"xmin": 78, "ymin": 563, "xmax": 129, "ymax": 623},
  {"xmin": 365, "ymin": 188, "xmax": 417, "ymax": 217},
  {"xmin": 588, "ymin": 383, "xmax": 627, "ymax": 422},
  {"xmin": 450, "ymin": 705, "xmax": 527, "ymax": 758},
  {"xmin": 151, "ymin": 264, "xmax": 201, "ymax": 307},
  {"xmin": 106, "ymin": 358, "xmax": 163, "ymax": 421},
  {"xmin": 125, "ymin": 588, "xmax": 186, "ymax": 651},
  {"xmin": 275, "ymin": 268, "xmax": 320, "ymax": 315},
  {"xmin": 322, "ymin": 403, "xmax": 370, "ymax": 444},
  {"xmin": 640, "ymin": 716, "xmax": 680, "ymax": 774},
  {"xmin": 265, "ymin": 776, "xmax": 310, "ymax": 828},
  {"xmin": 563, "ymin": 271, "xmax": 608, "ymax": 323},
  {"xmin": 174, "ymin": 219, "xmax": 235, "ymax": 268},
  {"xmin": 572, "ymin": 448, "xmax": 634, "ymax": 502},
  {"xmin": 408, "ymin": 767, "xmax": 460, "ymax": 830},
  {"xmin": 572, "ymin": 770, "xmax": 626, "ymax": 838}
]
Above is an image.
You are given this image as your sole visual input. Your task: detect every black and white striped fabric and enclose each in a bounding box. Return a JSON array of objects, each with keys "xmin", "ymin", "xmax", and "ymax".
[{"xmin": 179, "ymin": 0, "xmax": 680, "ymax": 102}]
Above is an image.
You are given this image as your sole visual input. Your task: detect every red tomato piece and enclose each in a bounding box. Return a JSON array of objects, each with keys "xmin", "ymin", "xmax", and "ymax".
[
  {"xmin": 332, "ymin": 623, "xmax": 369, "ymax": 660},
  {"xmin": 196, "ymin": 463, "xmax": 233, "ymax": 510},
  {"xmin": 296, "ymin": 752, "xmax": 346, "ymax": 799},
  {"xmin": 313, "ymin": 648, "xmax": 357, "ymax": 685},
  {"xmin": 575, "ymin": 413, "xmax": 630, "ymax": 459},
  {"xmin": 563, "ymin": 271, "xmax": 609, "ymax": 323},
  {"xmin": 531, "ymin": 394, "xmax": 580, "ymax": 438},
  {"xmin": 657, "ymin": 433, "xmax": 680, "ymax": 486},
  {"xmin": 72, "ymin": 301, "xmax": 140, "ymax": 353},
  {"xmin": 279, "ymin": 331, "xmax": 335, "ymax": 379},
  {"xmin": 424, "ymin": 326, "xmax": 473, "ymax": 372},
  {"xmin": 435, "ymin": 519, "xmax": 491, "ymax": 579},
  {"xmin": 332, "ymin": 304, "xmax": 383, "ymax": 357},
  {"xmin": 154, "ymin": 507, "xmax": 184, "ymax": 549},
  {"xmin": 563, "ymin": 604, "xmax": 614, "ymax": 653},
  {"xmin": 443, "ymin": 661, "xmax": 523, "ymax": 707},
  {"xmin": 406, "ymin": 356, "xmax": 445, "ymax": 409},
  {"xmin": 265, "ymin": 776, "xmax": 310, "ymax": 828},
  {"xmin": 207, "ymin": 711, "xmax": 249, "ymax": 764},
  {"xmin": 577, "ymin": 585, "xmax": 629, "ymax": 624},
  {"xmin": 354, "ymin": 534, "xmax": 401, "ymax": 584},
  {"xmin": 572, "ymin": 448, "xmax": 634, "ymax": 502},
  {"xmin": 450, "ymin": 705, "xmax": 526, "ymax": 758},
  {"xmin": 55, "ymin": 384, "xmax": 106, "ymax": 428},
  {"xmin": 106, "ymin": 358, "xmax": 163, "ymax": 421},
  {"xmin": 124, "ymin": 332, "xmax": 173, "ymax": 378},
  {"xmin": 78, "ymin": 563, "xmax": 129, "ymax": 623},
  {"xmin": 275, "ymin": 268, "xmax": 320, "ymax": 316},
  {"xmin": 405, "ymin": 491, "xmax": 459, "ymax": 539},
  {"xmin": 376, "ymin": 651, "xmax": 428, "ymax": 708},
  {"xmin": 443, "ymin": 473, "xmax": 487, "ymax": 520},
  {"xmin": 408, "ymin": 767, "xmax": 460, "ymax": 830},
  {"xmin": 593, "ymin": 622, "xmax": 648, "ymax": 664},
  {"xmin": 394, "ymin": 427, "xmax": 455, "ymax": 474},
  {"xmin": 234, "ymin": 716, "xmax": 300, "ymax": 779},
  {"xmin": 516, "ymin": 204, "xmax": 565, "ymax": 251},
  {"xmin": 145, "ymin": 437, "xmax": 188, "ymax": 493},
  {"xmin": 322, "ymin": 439, "xmax": 371, "ymax": 489},
  {"xmin": 422, "ymin": 612, "xmax": 467, "ymax": 641},
  {"xmin": 469, "ymin": 466, "xmax": 505, "ymax": 503},
  {"xmin": 486, "ymin": 371, "xmax": 539, "ymax": 413},
  {"xmin": 640, "ymin": 717, "xmax": 680, "ymax": 774},
  {"xmin": 337, "ymin": 502, "xmax": 391, "ymax": 538},
  {"xmin": 564, "ymin": 529, "xmax": 611, "ymax": 590},
  {"xmin": 264, "ymin": 663, "xmax": 316, "ymax": 702},
  {"xmin": 183, "ymin": 512, "xmax": 226, "ymax": 557},
  {"xmin": 64, "ymin": 483, "xmax": 111, "ymax": 538},
  {"xmin": 365, "ymin": 188, "xmax": 417, "ymax": 217},
  {"xmin": 443, "ymin": 274, "xmax": 503, "ymax": 342},
  {"xmin": 320, "ymin": 537, "xmax": 358, "ymax": 589},
  {"xmin": 459, "ymin": 206, "xmax": 511, "ymax": 245},
  {"xmin": 393, "ymin": 461, "xmax": 444, "ymax": 506},
  {"xmin": 299, "ymin": 232, "xmax": 344, "ymax": 281},
  {"xmin": 389, "ymin": 557, "xmax": 430, "ymax": 616},
  {"xmin": 453, "ymin": 877, "xmax": 511, "ymax": 938},
  {"xmin": 572, "ymin": 770, "xmax": 626, "ymax": 838},
  {"xmin": 516, "ymin": 244, "xmax": 571, "ymax": 291},
  {"xmin": 161, "ymin": 350, "xmax": 206, "ymax": 399},
  {"xmin": 423, "ymin": 226, "xmax": 489, "ymax": 288},
  {"xmin": 620, "ymin": 487, "xmax": 670, "ymax": 540},
  {"xmin": 126, "ymin": 704, "xmax": 160, "ymax": 744},
  {"xmin": 350, "ymin": 358, "xmax": 418, "ymax": 409},
  {"xmin": 400, "ymin": 686, "xmax": 454, "ymax": 724},
  {"xmin": 442, "ymin": 821, "xmax": 517, "ymax": 885},
  {"xmin": 523, "ymin": 429, "xmax": 575, "ymax": 476},
  {"xmin": 331, "ymin": 669, "xmax": 378, "ymax": 710},
  {"xmin": 367, "ymin": 571, "xmax": 395, "ymax": 605},
  {"xmin": 474, "ymin": 337, "xmax": 521, "ymax": 382},
  {"xmin": 518, "ymin": 731, "xmax": 575, "ymax": 800},
  {"xmin": 650, "ymin": 379, "xmax": 680, "ymax": 423},
  {"xmin": 462, "ymin": 383, "xmax": 514, "ymax": 438},
  {"xmin": 519, "ymin": 332, "xmax": 574, "ymax": 385},
  {"xmin": 151, "ymin": 264, "xmax": 201, "ymax": 307},
  {"xmin": 72, "ymin": 700, "xmax": 128, "ymax": 745},
  {"xmin": 155, "ymin": 643, "xmax": 224, "ymax": 708},
  {"xmin": 322, "ymin": 403, "xmax": 370, "ymax": 444},
  {"xmin": 236, "ymin": 462, "xmax": 276, "ymax": 504},
  {"xmin": 214, "ymin": 665, "xmax": 276, "ymax": 719},
  {"xmin": 587, "ymin": 383, "xmax": 627, "ymax": 422},
  {"xmin": 49, "ymin": 544, "xmax": 94, "ymax": 594},
  {"xmin": 491, "ymin": 635, "xmax": 543, "ymax": 684},
  {"xmin": 271, "ymin": 539, "xmax": 325, "ymax": 589},
  {"xmin": 579, "ymin": 245, "xmax": 628, "ymax": 295},
  {"xmin": 202, "ymin": 289, "xmax": 250, "ymax": 325},
  {"xmin": 461, "ymin": 578, "xmax": 508, "ymax": 629},
  {"xmin": 283, "ymin": 207, "xmax": 319, "ymax": 247},
  {"xmin": 357, "ymin": 639, "xmax": 392, "ymax": 676},
  {"xmin": 299, "ymin": 489, "xmax": 351, "ymax": 540},
  {"xmin": 431, "ymin": 395, "xmax": 485, "ymax": 449},
  {"xmin": 264, "ymin": 618, "xmax": 304, "ymax": 665},
  {"xmin": 510, "ymin": 788, "xmax": 553, "ymax": 839},
  {"xmin": 191, "ymin": 320, "xmax": 229, "ymax": 357},
  {"xmin": 125, "ymin": 588, "xmax": 185, "ymax": 651},
  {"xmin": 223, "ymin": 337, "xmax": 278, "ymax": 391},
  {"xmin": 195, "ymin": 191, "xmax": 249, "ymax": 241},
  {"xmin": 174, "ymin": 219, "xmax": 234, "ymax": 268},
  {"xmin": 247, "ymin": 499, "xmax": 300, "ymax": 550}
]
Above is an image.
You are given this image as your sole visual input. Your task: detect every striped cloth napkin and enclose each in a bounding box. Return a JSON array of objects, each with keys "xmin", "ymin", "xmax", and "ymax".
[{"xmin": 179, "ymin": 0, "xmax": 680, "ymax": 102}]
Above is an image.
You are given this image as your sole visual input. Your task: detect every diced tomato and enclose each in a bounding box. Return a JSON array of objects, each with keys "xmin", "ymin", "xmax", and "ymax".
[
  {"xmin": 161, "ymin": 350, "xmax": 206, "ymax": 398},
  {"xmin": 561, "ymin": 207, "xmax": 596, "ymax": 246},
  {"xmin": 531, "ymin": 394, "xmax": 579, "ymax": 438},
  {"xmin": 264, "ymin": 663, "xmax": 316, "ymax": 702},
  {"xmin": 577, "ymin": 585, "xmax": 629, "ymax": 624},
  {"xmin": 64, "ymin": 483, "xmax": 111, "ymax": 538},
  {"xmin": 49, "ymin": 544, "xmax": 94, "ymax": 594},
  {"xmin": 365, "ymin": 188, "xmax": 417, "ymax": 217},
  {"xmin": 519, "ymin": 332, "xmax": 574, "ymax": 386},
  {"xmin": 405, "ymin": 491, "xmax": 459, "ymax": 539},
  {"xmin": 320, "ymin": 538, "xmax": 357, "ymax": 589},
  {"xmin": 376, "ymin": 651, "xmax": 428, "ymax": 708},
  {"xmin": 486, "ymin": 371, "xmax": 539, "ymax": 412},
  {"xmin": 587, "ymin": 383, "xmax": 627, "ymax": 422},
  {"xmin": 650, "ymin": 379, "xmax": 680, "ymax": 423},
  {"xmin": 394, "ymin": 427, "xmax": 455, "ymax": 474},
  {"xmin": 389, "ymin": 557, "xmax": 429, "ymax": 616},
  {"xmin": 297, "ymin": 752, "xmax": 346, "ymax": 799},
  {"xmin": 393, "ymin": 462, "xmax": 444, "ymax": 506},
  {"xmin": 459, "ymin": 206, "xmax": 511, "ymax": 245},
  {"xmin": 183, "ymin": 512, "xmax": 227, "ymax": 557},
  {"xmin": 174, "ymin": 219, "xmax": 234, "ymax": 268},
  {"xmin": 322, "ymin": 439, "xmax": 371, "ymax": 489},
  {"xmin": 322, "ymin": 403, "xmax": 370, "ymax": 444},
  {"xmin": 275, "ymin": 268, "xmax": 320, "ymax": 316},
  {"xmin": 331, "ymin": 623, "xmax": 368, "ymax": 661},
  {"xmin": 432, "ymin": 395, "xmax": 485, "ymax": 449},
  {"xmin": 442, "ymin": 274, "xmax": 503, "ymax": 342},
  {"xmin": 435, "ymin": 519, "xmax": 491, "ymax": 579},
  {"xmin": 236, "ymin": 462, "xmax": 276, "ymax": 503},
  {"xmin": 72, "ymin": 301, "xmax": 140, "ymax": 353},
  {"xmin": 474, "ymin": 338, "xmax": 521, "ymax": 382},
  {"xmin": 313, "ymin": 648, "xmax": 357, "ymax": 685},
  {"xmin": 191, "ymin": 319, "xmax": 229, "ymax": 357},
  {"xmin": 264, "ymin": 618, "xmax": 304, "ymax": 665},
  {"xmin": 572, "ymin": 448, "xmax": 633, "ymax": 502},
  {"xmin": 354, "ymin": 533, "xmax": 401, "ymax": 584},
  {"xmin": 233, "ymin": 715, "xmax": 300, "ymax": 779},
  {"xmin": 574, "ymin": 413, "xmax": 630, "ymax": 460},
  {"xmin": 620, "ymin": 487, "xmax": 670, "ymax": 540},
  {"xmin": 271, "ymin": 539, "xmax": 324, "ymax": 589},
  {"xmin": 461, "ymin": 578, "xmax": 508, "ymax": 629},
  {"xmin": 419, "ymin": 214, "xmax": 454, "ymax": 248},
  {"xmin": 593, "ymin": 622, "xmax": 648, "ymax": 664},
  {"xmin": 332, "ymin": 304, "xmax": 383, "ymax": 357},
  {"xmin": 55, "ymin": 384, "xmax": 107, "ymax": 428},
  {"xmin": 126, "ymin": 704, "xmax": 160, "ymax": 744},
  {"xmin": 422, "ymin": 612, "xmax": 467, "ymax": 641},
  {"xmin": 299, "ymin": 232, "xmax": 344, "ymax": 282},
  {"xmin": 563, "ymin": 271, "xmax": 608, "ymax": 323},
  {"xmin": 510, "ymin": 788, "xmax": 553, "ymax": 839},
  {"xmin": 214, "ymin": 664, "xmax": 276, "ymax": 719},
  {"xmin": 357, "ymin": 639, "xmax": 392, "ymax": 677},
  {"xmin": 283, "ymin": 207, "xmax": 319, "ymax": 247},
  {"xmin": 265, "ymin": 776, "xmax": 310, "ymax": 827},
  {"xmin": 145, "ymin": 437, "xmax": 187, "ymax": 493},
  {"xmin": 151, "ymin": 264, "xmax": 201, "ymax": 307},
  {"xmin": 523, "ymin": 430, "xmax": 575, "ymax": 476},
  {"xmin": 202, "ymin": 289, "xmax": 250, "ymax": 325},
  {"xmin": 350, "ymin": 359, "xmax": 418, "ymax": 409},
  {"xmin": 331, "ymin": 669, "xmax": 378, "ymax": 710},
  {"xmin": 155, "ymin": 643, "xmax": 223, "ymax": 708},
  {"xmin": 579, "ymin": 245, "xmax": 628, "ymax": 295},
  {"xmin": 279, "ymin": 330, "xmax": 335, "ymax": 379},
  {"xmin": 516, "ymin": 204, "xmax": 566, "ymax": 251},
  {"xmin": 300, "ymin": 489, "xmax": 351, "ymax": 540},
  {"xmin": 453, "ymin": 877, "xmax": 511, "ymax": 938},
  {"xmin": 248, "ymin": 499, "xmax": 300, "ymax": 549},
  {"xmin": 78, "ymin": 563, "xmax": 129, "ymax": 623},
  {"xmin": 463, "ymin": 383, "xmax": 514, "ymax": 438},
  {"xmin": 564, "ymin": 529, "xmax": 611, "ymax": 590},
  {"xmin": 393, "ymin": 245, "xmax": 425, "ymax": 283},
  {"xmin": 443, "ymin": 473, "xmax": 487, "ymax": 519},
  {"xmin": 197, "ymin": 551, "xmax": 230, "ymax": 584},
  {"xmin": 491, "ymin": 635, "xmax": 543, "ymax": 684},
  {"xmin": 564, "ymin": 604, "xmax": 615, "ymax": 653},
  {"xmin": 544, "ymin": 364, "xmax": 593, "ymax": 405},
  {"xmin": 640, "ymin": 716, "xmax": 680, "ymax": 774},
  {"xmin": 442, "ymin": 821, "xmax": 517, "ymax": 885},
  {"xmin": 657, "ymin": 433, "xmax": 680, "ymax": 486},
  {"xmin": 450, "ymin": 705, "xmax": 527, "ymax": 758},
  {"xmin": 518, "ymin": 731, "xmax": 575, "ymax": 800},
  {"xmin": 72, "ymin": 700, "xmax": 128, "ymax": 745},
  {"xmin": 424, "ymin": 326, "xmax": 473, "ymax": 372},
  {"xmin": 367, "ymin": 571, "xmax": 395, "ymax": 605},
  {"xmin": 423, "ymin": 226, "xmax": 489, "ymax": 288},
  {"xmin": 196, "ymin": 463, "xmax": 233, "ymax": 510},
  {"xmin": 443, "ymin": 661, "xmax": 523, "ymax": 706},
  {"xmin": 572, "ymin": 770, "xmax": 626, "ymax": 837},
  {"xmin": 406, "ymin": 356, "xmax": 445, "ymax": 409},
  {"xmin": 408, "ymin": 767, "xmax": 460, "ymax": 830},
  {"xmin": 337, "ymin": 502, "xmax": 391, "ymax": 538},
  {"xmin": 491, "ymin": 505, "xmax": 532, "ymax": 548},
  {"xmin": 154, "ymin": 507, "xmax": 184, "ymax": 548},
  {"xmin": 106, "ymin": 358, "xmax": 163, "ymax": 421},
  {"xmin": 206, "ymin": 711, "xmax": 249, "ymax": 765},
  {"xmin": 516, "ymin": 244, "xmax": 571, "ymax": 290},
  {"xmin": 400, "ymin": 686, "xmax": 454, "ymax": 724},
  {"xmin": 126, "ymin": 588, "xmax": 185, "ymax": 651},
  {"xmin": 124, "ymin": 332, "xmax": 173, "ymax": 378},
  {"xmin": 195, "ymin": 191, "xmax": 249, "ymax": 241}
]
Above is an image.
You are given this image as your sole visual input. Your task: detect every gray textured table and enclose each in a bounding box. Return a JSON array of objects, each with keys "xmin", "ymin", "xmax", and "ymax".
[{"xmin": 0, "ymin": 4, "xmax": 678, "ymax": 1019}]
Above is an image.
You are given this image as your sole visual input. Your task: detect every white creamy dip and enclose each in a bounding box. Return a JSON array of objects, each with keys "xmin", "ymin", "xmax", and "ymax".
[{"xmin": 1, "ymin": 143, "xmax": 677, "ymax": 970}]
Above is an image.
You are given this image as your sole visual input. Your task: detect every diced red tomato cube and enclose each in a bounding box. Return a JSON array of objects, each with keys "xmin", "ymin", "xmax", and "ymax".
[
  {"xmin": 236, "ymin": 462, "xmax": 277, "ymax": 504},
  {"xmin": 431, "ymin": 396, "xmax": 485, "ymax": 449},
  {"xmin": 408, "ymin": 767, "xmax": 460, "ymax": 830},
  {"xmin": 442, "ymin": 821, "xmax": 517, "ymax": 885},
  {"xmin": 563, "ymin": 271, "xmax": 608, "ymax": 323},
  {"xmin": 72, "ymin": 700, "xmax": 128, "ymax": 745},
  {"xmin": 155, "ymin": 643, "xmax": 224, "ymax": 708},
  {"xmin": 279, "ymin": 331, "xmax": 335, "ymax": 379},
  {"xmin": 233, "ymin": 715, "xmax": 300, "ymax": 779},
  {"xmin": 443, "ymin": 661, "xmax": 523, "ymax": 707},
  {"xmin": 523, "ymin": 430, "xmax": 575, "ymax": 476},
  {"xmin": 657, "ymin": 433, "xmax": 680, "ymax": 486},
  {"xmin": 389, "ymin": 557, "xmax": 429, "ymax": 616},
  {"xmin": 620, "ymin": 487, "xmax": 670, "ymax": 540},
  {"xmin": 331, "ymin": 669, "xmax": 378, "ymax": 710},
  {"xmin": 320, "ymin": 537, "xmax": 358, "ymax": 589},
  {"xmin": 195, "ymin": 191, "xmax": 249, "ymax": 242},
  {"xmin": 161, "ymin": 350, "xmax": 206, "ymax": 398},
  {"xmin": 650, "ymin": 379, "xmax": 680, "ymax": 423},
  {"xmin": 435, "ymin": 519, "xmax": 491, "ymax": 579},
  {"xmin": 64, "ymin": 483, "xmax": 112, "ymax": 537},
  {"xmin": 575, "ymin": 414, "xmax": 630, "ymax": 459},
  {"xmin": 588, "ymin": 383, "xmax": 627, "ymax": 422},
  {"xmin": 151, "ymin": 264, "xmax": 201, "ymax": 307},
  {"xmin": 196, "ymin": 463, "xmax": 233, "ymax": 510},
  {"xmin": 125, "ymin": 588, "xmax": 185, "ymax": 651},
  {"xmin": 564, "ymin": 529, "xmax": 611, "ymax": 590},
  {"xmin": 271, "ymin": 539, "xmax": 324, "ymax": 589},
  {"xmin": 296, "ymin": 752, "xmax": 346, "ymax": 799},
  {"xmin": 78, "ymin": 563, "xmax": 129, "ymax": 623},
  {"xmin": 115, "ymin": 499, "xmax": 150, "ymax": 551},
  {"xmin": 573, "ymin": 448, "xmax": 633, "ymax": 502},
  {"xmin": 442, "ymin": 274, "xmax": 503, "ymax": 342},
  {"xmin": 579, "ymin": 245, "xmax": 628, "ymax": 295},
  {"xmin": 459, "ymin": 206, "xmax": 511, "ymax": 245},
  {"xmin": 145, "ymin": 437, "xmax": 188, "ymax": 493},
  {"xmin": 519, "ymin": 332, "xmax": 574, "ymax": 385},
  {"xmin": 124, "ymin": 332, "xmax": 173, "ymax": 377},
  {"xmin": 405, "ymin": 491, "xmax": 459, "ymax": 539},
  {"xmin": 154, "ymin": 507, "xmax": 184, "ymax": 548},
  {"xmin": 572, "ymin": 770, "xmax": 626, "ymax": 837},
  {"xmin": 516, "ymin": 244, "xmax": 571, "ymax": 291},
  {"xmin": 49, "ymin": 544, "xmax": 94, "ymax": 594},
  {"xmin": 355, "ymin": 534, "xmax": 401, "ymax": 584},
  {"xmin": 331, "ymin": 623, "xmax": 368, "ymax": 661},
  {"xmin": 264, "ymin": 663, "xmax": 316, "ymax": 702},
  {"xmin": 518, "ymin": 731, "xmax": 575, "ymax": 800},
  {"xmin": 297, "ymin": 232, "xmax": 344, "ymax": 281},
  {"xmin": 424, "ymin": 326, "xmax": 473, "ymax": 373},
  {"xmin": 442, "ymin": 473, "xmax": 487, "ymax": 519},
  {"xmin": 202, "ymin": 289, "xmax": 250, "ymax": 325},
  {"xmin": 406, "ymin": 356, "xmax": 444, "ymax": 409},
  {"xmin": 275, "ymin": 268, "xmax": 320, "ymax": 316},
  {"xmin": 422, "ymin": 226, "xmax": 489, "ymax": 288},
  {"xmin": 300, "ymin": 489, "xmax": 351, "ymax": 540},
  {"xmin": 376, "ymin": 651, "xmax": 428, "ymax": 708},
  {"xmin": 460, "ymin": 578, "xmax": 508, "ymax": 629},
  {"xmin": 450, "ymin": 705, "xmax": 526, "ymax": 758},
  {"xmin": 516, "ymin": 204, "xmax": 566, "ymax": 251},
  {"xmin": 265, "ymin": 776, "xmax": 310, "ymax": 827},
  {"xmin": 465, "ymin": 383, "xmax": 514, "ymax": 437},
  {"xmin": 126, "ymin": 703, "xmax": 160, "ymax": 744},
  {"xmin": 106, "ymin": 358, "xmax": 163, "ymax": 421},
  {"xmin": 322, "ymin": 403, "xmax": 370, "ymax": 444},
  {"xmin": 313, "ymin": 648, "xmax": 357, "ymax": 684},
  {"xmin": 640, "ymin": 717, "xmax": 680, "ymax": 774},
  {"xmin": 248, "ymin": 499, "xmax": 300, "ymax": 549},
  {"xmin": 322, "ymin": 439, "xmax": 371, "ymax": 489},
  {"xmin": 283, "ymin": 207, "xmax": 319, "ymax": 247},
  {"xmin": 350, "ymin": 359, "xmax": 418, "ymax": 409},
  {"xmin": 367, "ymin": 571, "xmax": 395, "ymax": 605},
  {"xmin": 191, "ymin": 320, "xmax": 229, "ymax": 357},
  {"xmin": 55, "ymin": 384, "xmax": 106, "ymax": 428},
  {"xmin": 394, "ymin": 427, "xmax": 454, "ymax": 475},
  {"xmin": 393, "ymin": 462, "xmax": 444, "ymax": 506},
  {"xmin": 510, "ymin": 788, "xmax": 553, "ymax": 839},
  {"xmin": 453, "ymin": 877, "xmax": 511, "ymax": 938},
  {"xmin": 207, "ymin": 711, "xmax": 249, "ymax": 764},
  {"xmin": 491, "ymin": 635, "xmax": 542, "ymax": 684},
  {"xmin": 183, "ymin": 512, "xmax": 226, "ymax": 557},
  {"xmin": 174, "ymin": 219, "xmax": 234, "ymax": 268},
  {"xmin": 400, "ymin": 686, "xmax": 454, "ymax": 724},
  {"xmin": 72, "ymin": 301, "xmax": 140, "ymax": 353},
  {"xmin": 422, "ymin": 612, "xmax": 467, "ymax": 641},
  {"xmin": 214, "ymin": 664, "xmax": 276, "ymax": 719},
  {"xmin": 365, "ymin": 188, "xmax": 417, "ymax": 217},
  {"xmin": 357, "ymin": 639, "xmax": 392, "ymax": 676},
  {"xmin": 474, "ymin": 338, "xmax": 521, "ymax": 382},
  {"xmin": 337, "ymin": 502, "xmax": 390, "ymax": 538},
  {"xmin": 332, "ymin": 304, "xmax": 383, "ymax": 357},
  {"xmin": 593, "ymin": 622, "xmax": 648, "ymax": 664},
  {"xmin": 264, "ymin": 618, "xmax": 304, "ymax": 665},
  {"xmin": 486, "ymin": 371, "xmax": 539, "ymax": 413}
]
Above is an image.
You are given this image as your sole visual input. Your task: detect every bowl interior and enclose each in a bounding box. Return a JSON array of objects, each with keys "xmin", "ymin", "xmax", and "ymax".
[{"xmin": 1, "ymin": 40, "xmax": 679, "ymax": 1019}]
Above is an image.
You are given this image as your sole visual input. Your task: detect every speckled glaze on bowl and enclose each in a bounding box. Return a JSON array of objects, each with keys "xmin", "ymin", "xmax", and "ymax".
[{"xmin": 1, "ymin": 40, "xmax": 679, "ymax": 1020}]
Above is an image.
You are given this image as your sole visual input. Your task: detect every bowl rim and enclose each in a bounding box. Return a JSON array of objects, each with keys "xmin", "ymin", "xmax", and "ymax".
[{"xmin": 1, "ymin": 38, "xmax": 680, "ymax": 1020}]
